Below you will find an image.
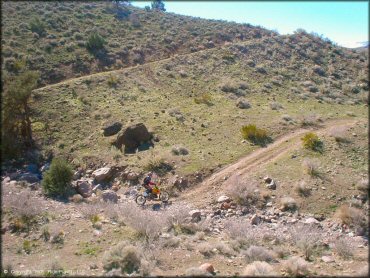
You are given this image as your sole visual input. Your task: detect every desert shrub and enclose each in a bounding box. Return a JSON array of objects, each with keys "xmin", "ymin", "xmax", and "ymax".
[
  {"xmin": 329, "ymin": 126, "xmax": 349, "ymax": 143},
  {"xmin": 241, "ymin": 124, "xmax": 270, "ymax": 146},
  {"xmin": 243, "ymin": 261, "xmax": 277, "ymax": 276},
  {"xmin": 198, "ymin": 242, "xmax": 215, "ymax": 258},
  {"xmin": 295, "ymin": 181, "xmax": 311, "ymax": 197},
  {"xmin": 333, "ymin": 237, "xmax": 353, "ymax": 259},
  {"xmin": 280, "ymin": 197, "xmax": 298, "ymax": 212},
  {"xmin": 102, "ymin": 242, "xmax": 151, "ymax": 276},
  {"xmin": 80, "ymin": 203, "xmax": 104, "ymax": 222},
  {"xmin": 226, "ymin": 176, "xmax": 260, "ymax": 206},
  {"xmin": 42, "ymin": 157, "xmax": 73, "ymax": 197},
  {"xmin": 282, "ymin": 114, "xmax": 293, "ymax": 122},
  {"xmin": 283, "ymin": 256, "xmax": 310, "ymax": 277},
  {"xmin": 256, "ymin": 65, "xmax": 267, "ymax": 74},
  {"xmin": 236, "ymin": 99, "xmax": 251, "ymax": 109},
  {"xmin": 160, "ymin": 236, "xmax": 180, "ymax": 248},
  {"xmin": 337, "ymin": 205, "xmax": 366, "ymax": 230},
  {"xmin": 43, "ymin": 260, "xmax": 65, "ymax": 277},
  {"xmin": 300, "ymin": 114, "xmax": 321, "ymax": 127},
  {"xmin": 225, "ymin": 220, "xmax": 256, "ymax": 251},
  {"xmin": 143, "ymin": 157, "xmax": 173, "ymax": 176},
  {"xmin": 50, "ymin": 225, "xmax": 65, "ymax": 245},
  {"xmin": 356, "ymin": 178, "xmax": 368, "ymax": 193},
  {"xmin": 86, "ymin": 33, "xmax": 106, "ymax": 53},
  {"xmin": 29, "ymin": 17, "xmax": 46, "ymax": 36},
  {"xmin": 290, "ymin": 224, "xmax": 321, "ymax": 260},
  {"xmin": 301, "ymin": 132, "xmax": 323, "ymax": 152},
  {"xmin": 194, "ymin": 93, "xmax": 212, "ymax": 105},
  {"xmin": 214, "ymin": 242, "xmax": 235, "ymax": 257},
  {"xmin": 41, "ymin": 225, "xmax": 50, "ymax": 241},
  {"xmin": 171, "ymin": 145, "xmax": 189, "ymax": 155},
  {"xmin": 270, "ymin": 101, "xmax": 283, "ymax": 110},
  {"xmin": 242, "ymin": 246, "xmax": 276, "ymax": 263},
  {"xmin": 6, "ymin": 191, "xmax": 43, "ymax": 233},
  {"xmin": 120, "ymin": 203, "xmax": 166, "ymax": 242},
  {"xmin": 302, "ymin": 159, "xmax": 320, "ymax": 177},
  {"xmin": 219, "ymin": 79, "xmax": 238, "ymax": 93},
  {"xmin": 107, "ymin": 74, "xmax": 118, "ymax": 88}
]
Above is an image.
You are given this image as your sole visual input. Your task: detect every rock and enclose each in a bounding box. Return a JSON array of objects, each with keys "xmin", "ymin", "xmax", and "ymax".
[
  {"xmin": 101, "ymin": 190, "xmax": 118, "ymax": 203},
  {"xmin": 111, "ymin": 184, "xmax": 119, "ymax": 192},
  {"xmin": 103, "ymin": 121, "xmax": 122, "ymax": 137},
  {"xmin": 264, "ymin": 176, "xmax": 272, "ymax": 183},
  {"xmin": 266, "ymin": 180, "xmax": 276, "ymax": 190},
  {"xmin": 173, "ymin": 177, "xmax": 188, "ymax": 191},
  {"xmin": 189, "ymin": 210, "xmax": 201, "ymax": 222},
  {"xmin": 221, "ymin": 202, "xmax": 231, "ymax": 210},
  {"xmin": 75, "ymin": 180, "xmax": 92, "ymax": 198},
  {"xmin": 113, "ymin": 123, "xmax": 152, "ymax": 153},
  {"xmin": 73, "ymin": 170, "xmax": 82, "ymax": 180},
  {"xmin": 321, "ymin": 256, "xmax": 335, "ymax": 263},
  {"xmin": 126, "ymin": 172, "xmax": 138, "ymax": 181},
  {"xmin": 304, "ymin": 217, "xmax": 320, "ymax": 225},
  {"xmin": 189, "ymin": 209, "xmax": 201, "ymax": 218},
  {"xmin": 217, "ymin": 195, "xmax": 231, "ymax": 203},
  {"xmin": 199, "ymin": 263, "xmax": 215, "ymax": 274},
  {"xmin": 92, "ymin": 167, "xmax": 112, "ymax": 182},
  {"xmin": 92, "ymin": 184, "xmax": 102, "ymax": 193},
  {"xmin": 18, "ymin": 173, "xmax": 40, "ymax": 183},
  {"xmin": 251, "ymin": 214, "xmax": 260, "ymax": 225},
  {"xmin": 40, "ymin": 163, "xmax": 50, "ymax": 173},
  {"xmin": 9, "ymin": 180, "xmax": 17, "ymax": 187}
]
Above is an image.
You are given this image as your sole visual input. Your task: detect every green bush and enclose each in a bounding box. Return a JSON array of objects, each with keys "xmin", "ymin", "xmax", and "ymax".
[
  {"xmin": 241, "ymin": 124, "xmax": 270, "ymax": 146},
  {"xmin": 86, "ymin": 33, "xmax": 106, "ymax": 53},
  {"xmin": 42, "ymin": 158, "xmax": 73, "ymax": 197},
  {"xmin": 29, "ymin": 17, "xmax": 46, "ymax": 36},
  {"xmin": 301, "ymin": 132, "xmax": 323, "ymax": 152}
]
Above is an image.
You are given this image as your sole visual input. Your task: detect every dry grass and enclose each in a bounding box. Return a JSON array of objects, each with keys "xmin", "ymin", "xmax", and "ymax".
[
  {"xmin": 198, "ymin": 242, "xmax": 215, "ymax": 258},
  {"xmin": 226, "ymin": 176, "xmax": 261, "ymax": 206},
  {"xmin": 294, "ymin": 181, "xmax": 311, "ymax": 197},
  {"xmin": 280, "ymin": 196, "xmax": 298, "ymax": 212},
  {"xmin": 302, "ymin": 158, "xmax": 320, "ymax": 177},
  {"xmin": 356, "ymin": 178, "xmax": 368, "ymax": 193},
  {"xmin": 242, "ymin": 245, "xmax": 276, "ymax": 263},
  {"xmin": 185, "ymin": 267, "xmax": 211, "ymax": 276},
  {"xmin": 243, "ymin": 261, "xmax": 277, "ymax": 276},
  {"xmin": 337, "ymin": 205, "xmax": 366, "ymax": 229},
  {"xmin": 300, "ymin": 113, "xmax": 321, "ymax": 127},
  {"xmin": 102, "ymin": 242, "xmax": 151, "ymax": 276},
  {"xmin": 284, "ymin": 256, "xmax": 310, "ymax": 277}
]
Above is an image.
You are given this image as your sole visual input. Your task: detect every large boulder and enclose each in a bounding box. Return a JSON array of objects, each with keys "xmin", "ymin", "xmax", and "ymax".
[
  {"xmin": 92, "ymin": 167, "xmax": 112, "ymax": 182},
  {"xmin": 18, "ymin": 173, "xmax": 40, "ymax": 183},
  {"xmin": 101, "ymin": 190, "xmax": 118, "ymax": 203},
  {"xmin": 74, "ymin": 179, "xmax": 92, "ymax": 198},
  {"xmin": 114, "ymin": 123, "xmax": 152, "ymax": 152},
  {"xmin": 199, "ymin": 263, "xmax": 215, "ymax": 274},
  {"xmin": 103, "ymin": 121, "xmax": 122, "ymax": 137}
]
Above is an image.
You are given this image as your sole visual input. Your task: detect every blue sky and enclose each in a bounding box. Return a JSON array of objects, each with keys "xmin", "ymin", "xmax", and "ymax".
[{"xmin": 131, "ymin": 1, "xmax": 369, "ymax": 48}]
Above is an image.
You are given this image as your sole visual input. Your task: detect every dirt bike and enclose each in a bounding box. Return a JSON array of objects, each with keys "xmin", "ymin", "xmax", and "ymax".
[{"xmin": 135, "ymin": 184, "xmax": 169, "ymax": 205}]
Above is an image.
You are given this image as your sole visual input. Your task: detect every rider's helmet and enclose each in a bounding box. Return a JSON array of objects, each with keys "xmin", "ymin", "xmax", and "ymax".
[{"xmin": 147, "ymin": 172, "xmax": 153, "ymax": 177}]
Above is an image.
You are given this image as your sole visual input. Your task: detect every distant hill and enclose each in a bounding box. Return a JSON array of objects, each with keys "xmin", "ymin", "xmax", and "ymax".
[{"xmin": 2, "ymin": 1, "xmax": 367, "ymax": 87}]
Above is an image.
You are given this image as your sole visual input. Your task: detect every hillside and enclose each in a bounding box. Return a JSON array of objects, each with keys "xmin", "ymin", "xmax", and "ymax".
[
  {"xmin": 1, "ymin": 1, "xmax": 270, "ymax": 85},
  {"xmin": 1, "ymin": 1, "xmax": 369, "ymax": 277}
]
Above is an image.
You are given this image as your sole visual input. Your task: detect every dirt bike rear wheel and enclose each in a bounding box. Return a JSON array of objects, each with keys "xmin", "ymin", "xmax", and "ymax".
[
  {"xmin": 136, "ymin": 194, "xmax": 146, "ymax": 205},
  {"xmin": 160, "ymin": 191, "xmax": 169, "ymax": 202}
]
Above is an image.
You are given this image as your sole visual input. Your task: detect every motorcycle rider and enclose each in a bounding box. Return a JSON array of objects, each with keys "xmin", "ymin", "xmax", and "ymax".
[{"xmin": 142, "ymin": 172, "xmax": 159, "ymax": 199}]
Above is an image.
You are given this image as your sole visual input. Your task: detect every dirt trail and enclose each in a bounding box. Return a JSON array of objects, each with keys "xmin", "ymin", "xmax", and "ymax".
[
  {"xmin": 177, "ymin": 118, "xmax": 361, "ymax": 208},
  {"xmin": 34, "ymin": 41, "xmax": 239, "ymax": 92}
]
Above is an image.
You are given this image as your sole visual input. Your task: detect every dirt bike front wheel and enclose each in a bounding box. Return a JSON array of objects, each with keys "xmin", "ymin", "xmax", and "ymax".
[
  {"xmin": 160, "ymin": 191, "xmax": 169, "ymax": 202},
  {"xmin": 136, "ymin": 194, "xmax": 146, "ymax": 205}
]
